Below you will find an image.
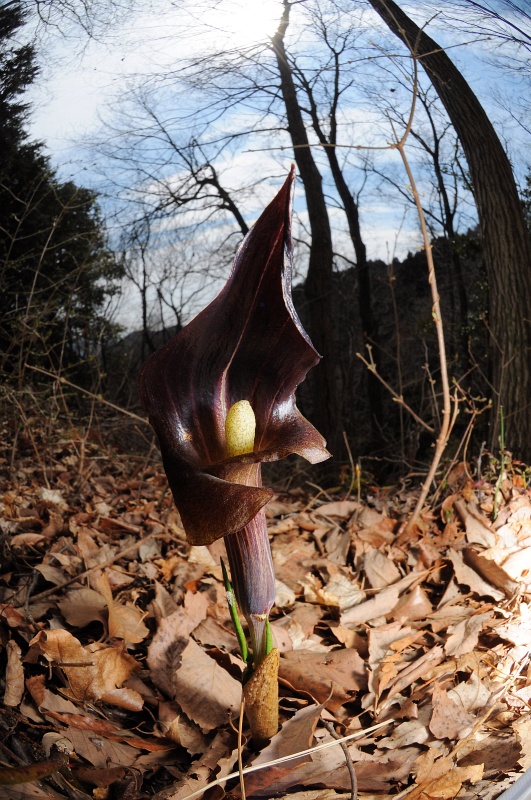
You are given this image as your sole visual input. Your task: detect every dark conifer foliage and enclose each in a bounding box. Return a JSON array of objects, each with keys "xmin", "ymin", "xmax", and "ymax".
[{"xmin": 0, "ymin": 2, "xmax": 122, "ymax": 386}]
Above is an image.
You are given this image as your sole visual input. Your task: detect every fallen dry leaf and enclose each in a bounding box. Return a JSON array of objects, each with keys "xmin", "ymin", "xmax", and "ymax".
[
  {"xmin": 158, "ymin": 729, "xmax": 234, "ymax": 800},
  {"xmin": 57, "ymin": 587, "xmax": 107, "ymax": 627},
  {"xmin": 364, "ymin": 547, "xmax": 401, "ymax": 588},
  {"xmin": 410, "ymin": 749, "xmax": 484, "ymax": 799},
  {"xmin": 444, "ymin": 610, "xmax": 494, "ymax": 657},
  {"xmin": 429, "ymin": 682, "xmax": 476, "ymax": 740},
  {"xmin": 95, "ymin": 571, "xmax": 149, "ymax": 644},
  {"xmin": 28, "ymin": 629, "xmax": 141, "ymax": 704},
  {"xmin": 4, "ymin": 640, "xmax": 24, "ymax": 707},
  {"xmin": 171, "ymin": 638, "xmax": 241, "ymax": 732},
  {"xmin": 279, "ymin": 648, "xmax": 367, "ymax": 710},
  {"xmin": 448, "ymin": 549, "xmax": 504, "ymax": 600},
  {"xmin": 302, "ymin": 571, "xmax": 365, "ymax": 610},
  {"xmin": 313, "ymin": 500, "xmax": 361, "ymax": 518},
  {"xmin": 241, "ymin": 704, "xmax": 322, "ymax": 796},
  {"xmin": 147, "ymin": 603, "xmax": 209, "ymax": 696},
  {"xmin": 463, "ymin": 547, "xmax": 519, "ymax": 596},
  {"xmin": 70, "ymin": 765, "xmax": 126, "ymax": 789},
  {"xmin": 341, "ymin": 570, "xmax": 429, "ymax": 625},
  {"xmin": 458, "ymin": 734, "xmax": 521, "ymax": 776},
  {"xmin": 158, "ymin": 701, "xmax": 207, "ymax": 754},
  {"xmin": 3, "ymin": 417, "xmax": 531, "ymax": 799}
]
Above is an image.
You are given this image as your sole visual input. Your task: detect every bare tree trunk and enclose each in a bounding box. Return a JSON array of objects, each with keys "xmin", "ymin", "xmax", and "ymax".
[
  {"xmin": 295, "ymin": 54, "xmax": 384, "ymax": 447},
  {"xmin": 271, "ymin": 1, "xmax": 341, "ymax": 455},
  {"xmin": 327, "ymin": 146, "xmax": 384, "ymax": 447},
  {"xmin": 368, "ymin": 0, "xmax": 531, "ymax": 461}
]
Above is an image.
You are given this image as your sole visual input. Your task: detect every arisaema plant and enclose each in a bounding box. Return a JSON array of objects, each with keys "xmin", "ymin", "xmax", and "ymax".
[{"xmin": 138, "ymin": 167, "xmax": 330, "ymax": 746}]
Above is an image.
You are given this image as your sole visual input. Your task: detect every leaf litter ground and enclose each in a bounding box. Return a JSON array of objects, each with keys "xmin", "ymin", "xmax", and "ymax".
[{"xmin": 1, "ymin": 424, "xmax": 531, "ymax": 799}]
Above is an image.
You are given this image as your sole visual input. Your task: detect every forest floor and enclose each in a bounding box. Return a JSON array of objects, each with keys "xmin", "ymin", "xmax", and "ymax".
[{"xmin": 1, "ymin": 419, "xmax": 531, "ymax": 800}]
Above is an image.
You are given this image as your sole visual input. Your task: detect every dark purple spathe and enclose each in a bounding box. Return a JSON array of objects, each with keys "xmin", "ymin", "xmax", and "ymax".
[{"xmin": 137, "ymin": 167, "xmax": 330, "ymax": 546}]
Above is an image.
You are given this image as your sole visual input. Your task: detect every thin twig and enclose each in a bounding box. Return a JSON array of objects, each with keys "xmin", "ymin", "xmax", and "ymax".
[
  {"xmin": 395, "ymin": 138, "xmax": 451, "ymax": 536},
  {"xmin": 356, "ymin": 348, "xmax": 434, "ymax": 434},
  {"xmin": 322, "ymin": 720, "xmax": 357, "ymax": 800},
  {"xmin": 26, "ymin": 365, "xmax": 148, "ymax": 424},
  {"xmin": 342, "ymin": 431, "xmax": 357, "ymax": 501},
  {"xmin": 378, "ymin": 55, "xmax": 452, "ymax": 538}
]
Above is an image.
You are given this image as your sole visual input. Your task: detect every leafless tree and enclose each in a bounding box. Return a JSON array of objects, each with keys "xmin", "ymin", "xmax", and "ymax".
[{"xmin": 369, "ymin": 0, "xmax": 531, "ymax": 461}]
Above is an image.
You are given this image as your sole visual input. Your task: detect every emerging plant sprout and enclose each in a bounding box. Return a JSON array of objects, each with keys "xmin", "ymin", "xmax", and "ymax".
[{"xmin": 138, "ymin": 167, "xmax": 330, "ymax": 744}]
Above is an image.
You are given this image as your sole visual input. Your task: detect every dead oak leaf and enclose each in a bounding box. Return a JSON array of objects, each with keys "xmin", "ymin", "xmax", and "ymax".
[
  {"xmin": 367, "ymin": 621, "xmax": 414, "ymax": 698},
  {"xmin": 448, "ymin": 670, "xmax": 491, "ymax": 713},
  {"xmin": 415, "ymin": 763, "xmax": 484, "ymax": 799},
  {"xmin": 70, "ymin": 766, "xmax": 126, "ymax": 790},
  {"xmin": 463, "ymin": 548, "xmax": 519, "ymax": 597},
  {"xmin": 513, "ymin": 716, "xmax": 531, "ymax": 770},
  {"xmin": 302, "ymin": 571, "xmax": 365, "ymax": 611},
  {"xmin": 341, "ymin": 571, "xmax": 429, "ymax": 626},
  {"xmin": 314, "ymin": 500, "xmax": 361, "ymax": 518},
  {"xmin": 48, "ymin": 712, "xmax": 154, "ymax": 746},
  {"xmin": 0, "ymin": 604, "xmax": 28, "ymax": 629},
  {"xmin": 255, "ymin": 702, "xmax": 324, "ymax": 766},
  {"xmin": 100, "ymin": 687, "xmax": 144, "ymax": 710},
  {"xmin": 246, "ymin": 735, "xmax": 418, "ymax": 797},
  {"xmin": 34, "ymin": 563, "xmax": 66, "ymax": 585},
  {"xmin": 147, "ymin": 604, "xmax": 208, "ymax": 697},
  {"xmin": 455, "ymin": 500, "xmax": 496, "ymax": 548},
  {"xmin": 377, "ymin": 651, "xmax": 404, "ymax": 697},
  {"xmin": 25, "ymin": 677, "xmax": 143, "ymax": 769},
  {"xmin": 269, "ymin": 793, "xmax": 355, "ymax": 800},
  {"xmin": 158, "ymin": 701, "xmax": 208, "ymax": 754},
  {"xmin": 391, "ymin": 585, "xmax": 433, "ymax": 623},
  {"xmin": 496, "ymin": 602, "xmax": 531, "ymax": 645},
  {"xmin": 378, "ymin": 719, "xmax": 430, "ymax": 748},
  {"xmin": 384, "ymin": 645, "xmax": 445, "ymax": 699},
  {"xmin": 0, "ymin": 783, "xmax": 65, "ymax": 799},
  {"xmin": 28, "ymin": 629, "xmax": 141, "ymax": 705},
  {"xmin": 364, "ymin": 547, "xmax": 401, "ymax": 589},
  {"xmin": 26, "ymin": 675, "xmax": 79, "ymax": 714},
  {"xmin": 458, "ymin": 734, "xmax": 521, "ymax": 777},
  {"xmin": 61, "ymin": 725, "xmax": 140, "ymax": 769}
]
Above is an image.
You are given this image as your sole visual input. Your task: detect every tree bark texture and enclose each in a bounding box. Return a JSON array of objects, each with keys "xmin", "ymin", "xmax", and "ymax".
[
  {"xmin": 272, "ymin": 1, "xmax": 342, "ymax": 455},
  {"xmin": 368, "ymin": 0, "xmax": 531, "ymax": 461}
]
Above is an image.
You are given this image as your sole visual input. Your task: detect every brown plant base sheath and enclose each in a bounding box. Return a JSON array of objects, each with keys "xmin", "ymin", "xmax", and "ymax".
[{"xmin": 243, "ymin": 648, "xmax": 279, "ymax": 748}]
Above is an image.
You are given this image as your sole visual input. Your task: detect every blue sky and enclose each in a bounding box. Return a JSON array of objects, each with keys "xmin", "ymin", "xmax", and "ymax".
[{"xmin": 25, "ymin": 1, "xmax": 530, "ymax": 329}]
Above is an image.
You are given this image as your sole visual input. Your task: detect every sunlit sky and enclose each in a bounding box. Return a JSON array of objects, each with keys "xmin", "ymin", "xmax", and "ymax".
[
  {"xmin": 29, "ymin": 0, "xmax": 283, "ymax": 154},
  {"xmin": 29, "ymin": 1, "xmax": 528, "ymax": 157},
  {"xmin": 25, "ymin": 1, "xmax": 530, "ymax": 328}
]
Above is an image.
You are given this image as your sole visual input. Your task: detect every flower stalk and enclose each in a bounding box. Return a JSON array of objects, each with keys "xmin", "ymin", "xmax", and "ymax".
[
  {"xmin": 223, "ymin": 399, "xmax": 278, "ymax": 742},
  {"xmin": 223, "ymin": 400, "xmax": 275, "ymax": 667}
]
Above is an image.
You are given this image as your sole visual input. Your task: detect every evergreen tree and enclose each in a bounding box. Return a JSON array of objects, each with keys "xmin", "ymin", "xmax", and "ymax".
[{"xmin": 0, "ymin": 2, "xmax": 122, "ymax": 385}]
